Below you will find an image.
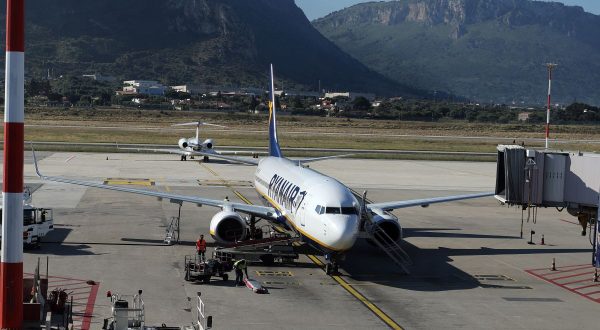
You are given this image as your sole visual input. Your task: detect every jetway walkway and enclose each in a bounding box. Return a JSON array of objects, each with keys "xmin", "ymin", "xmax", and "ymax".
[{"xmin": 495, "ymin": 145, "xmax": 600, "ymax": 267}]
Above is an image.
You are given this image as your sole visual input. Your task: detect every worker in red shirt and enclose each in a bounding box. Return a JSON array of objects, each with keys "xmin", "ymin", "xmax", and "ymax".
[{"xmin": 196, "ymin": 234, "xmax": 207, "ymax": 261}]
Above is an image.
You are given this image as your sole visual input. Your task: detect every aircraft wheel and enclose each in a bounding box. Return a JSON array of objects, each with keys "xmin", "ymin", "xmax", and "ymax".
[
  {"xmin": 203, "ymin": 156, "xmax": 209, "ymax": 162},
  {"xmin": 222, "ymin": 274, "xmax": 229, "ymax": 281},
  {"xmin": 185, "ymin": 267, "xmax": 191, "ymax": 281},
  {"xmin": 325, "ymin": 263, "xmax": 333, "ymax": 275},
  {"xmin": 260, "ymin": 254, "xmax": 275, "ymax": 266}
]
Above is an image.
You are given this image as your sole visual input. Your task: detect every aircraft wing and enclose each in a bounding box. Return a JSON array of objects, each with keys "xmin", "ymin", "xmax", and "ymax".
[
  {"xmin": 118, "ymin": 146, "xmax": 188, "ymax": 156},
  {"xmin": 32, "ymin": 149, "xmax": 275, "ymax": 219},
  {"xmin": 190, "ymin": 150, "xmax": 259, "ymax": 166},
  {"xmin": 366, "ymin": 192, "xmax": 494, "ymax": 211},
  {"xmin": 117, "ymin": 144, "xmax": 259, "ymax": 166},
  {"xmin": 296, "ymin": 154, "xmax": 355, "ymax": 165}
]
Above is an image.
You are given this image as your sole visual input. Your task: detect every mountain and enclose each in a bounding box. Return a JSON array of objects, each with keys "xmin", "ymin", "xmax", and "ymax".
[
  {"xmin": 314, "ymin": 0, "xmax": 600, "ymax": 104},
  {"xmin": 0, "ymin": 0, "xmax": 417, "ymax": 96}
]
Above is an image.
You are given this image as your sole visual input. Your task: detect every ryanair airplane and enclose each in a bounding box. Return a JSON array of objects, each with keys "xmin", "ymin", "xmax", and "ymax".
[{"xmin": 34, "ymin": 65, "xmax": 492, "ymax": 274}]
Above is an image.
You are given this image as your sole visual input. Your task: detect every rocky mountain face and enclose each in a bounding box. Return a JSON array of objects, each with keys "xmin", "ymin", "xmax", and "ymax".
[
  {"xmin": 0, "ymin": 0, "xmax": 414, "ymax": 96},
  {"xmin": 315, "ymin": 0, "xmax": 600, "ymax": 104}
]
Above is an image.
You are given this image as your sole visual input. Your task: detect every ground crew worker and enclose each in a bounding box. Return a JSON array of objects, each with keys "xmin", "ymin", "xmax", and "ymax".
[
  {"xmin": 196, "ymin": 235, "xmax": 207, "ymax": 261},
  {"xmin": 233, "ymin": 259, "xmax": 249, "ymax": 286}
]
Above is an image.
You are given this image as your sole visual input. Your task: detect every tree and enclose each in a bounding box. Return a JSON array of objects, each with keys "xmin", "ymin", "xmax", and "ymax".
[{"xmin": 352, "ymin": 96, "xmax": 371, "ymax": 111}]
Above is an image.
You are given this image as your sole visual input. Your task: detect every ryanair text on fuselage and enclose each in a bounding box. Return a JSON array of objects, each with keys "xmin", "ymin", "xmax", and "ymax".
[{"xmin": 268, "ymin": 174, "xmax": 306, "ymax": 214}]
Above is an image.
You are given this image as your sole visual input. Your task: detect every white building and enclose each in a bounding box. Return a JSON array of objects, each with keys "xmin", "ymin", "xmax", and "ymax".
[
  {"xmin": 122, "ymin": 80, "xmax": 167, "ymax": 96},
  {"xmin": 324, "ymin": 92, "xmax": 375, "ymax": 101},
  {"xmin": 82, "ymin": 74, "xmax": 116, "ymax": 82}
]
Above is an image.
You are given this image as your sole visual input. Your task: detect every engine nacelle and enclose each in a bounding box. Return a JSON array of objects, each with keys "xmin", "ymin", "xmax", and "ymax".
[
  {"xmin": 178, "ymin": 138, "xmax": 189, "ymax": 149},
  {"xmin": 365, "ymin": 209, "xmax": 402, "ymax": 245},
  {"xmin": 209, "ymin": 211, "xmax": 248, "ymax": 244},
  {"xmin": 202, "ymin": 139, "xmax": 213, "ymax": 149}
]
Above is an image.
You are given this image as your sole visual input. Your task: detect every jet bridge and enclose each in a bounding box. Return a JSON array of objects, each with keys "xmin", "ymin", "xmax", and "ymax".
[{"xmin": 495, "ymin": 145, "xmax": 600, "ymax": 238}]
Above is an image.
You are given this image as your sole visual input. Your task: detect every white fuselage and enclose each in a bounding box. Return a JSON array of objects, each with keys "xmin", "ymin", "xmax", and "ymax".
[{"xmin": 254, "ymin": 157, "xmax": 360, "ymax": 252}]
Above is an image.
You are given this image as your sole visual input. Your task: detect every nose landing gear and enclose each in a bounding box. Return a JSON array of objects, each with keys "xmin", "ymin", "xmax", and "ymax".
[{"xmin": 324, "ymin": 254, "xmax": 340, "ymax": 275}]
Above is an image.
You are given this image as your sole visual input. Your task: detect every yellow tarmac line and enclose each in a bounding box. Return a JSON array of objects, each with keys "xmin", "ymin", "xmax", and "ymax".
[
  {"xmin": 306, "ymin": 255, "xmax": 404, "ymax": 330},
  {"xmin": 201, "ymin": 163, "xmax": 404, "ymax": 330}
]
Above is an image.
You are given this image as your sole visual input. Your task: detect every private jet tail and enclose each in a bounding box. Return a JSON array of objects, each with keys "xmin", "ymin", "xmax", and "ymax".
[
  {"xmin": 172, "ymin": 121, "xmax": 227, "ymax": 144},
  {"xmin": 269, "ymin": 64, "xmax": 283, "ymax": 158}
]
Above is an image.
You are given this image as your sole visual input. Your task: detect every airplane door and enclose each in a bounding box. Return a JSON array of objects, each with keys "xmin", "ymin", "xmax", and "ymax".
[{"xmin": 300, "ymin": 202, "xmax": 306, "ymax": 227}]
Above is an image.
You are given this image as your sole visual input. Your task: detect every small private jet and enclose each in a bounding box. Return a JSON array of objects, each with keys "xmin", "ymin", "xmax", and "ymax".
[{"xmin": 119, "ymin": 121, "xmax": 259, "ymax": 162}]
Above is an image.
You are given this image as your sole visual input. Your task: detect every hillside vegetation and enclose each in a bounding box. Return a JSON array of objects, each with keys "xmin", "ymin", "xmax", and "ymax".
[{"xmin": 314, "ymin": 0, "xmax": 600, "ymax": 104}]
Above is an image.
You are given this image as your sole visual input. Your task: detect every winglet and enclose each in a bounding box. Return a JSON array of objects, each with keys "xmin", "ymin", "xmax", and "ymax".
[
  {"xmin": 268, "ymin": 64, "xmax": 283, "ymax": 158},
  {"xmin": 31, "ymin": 143, "xmax": 44, "ymax": 178}
]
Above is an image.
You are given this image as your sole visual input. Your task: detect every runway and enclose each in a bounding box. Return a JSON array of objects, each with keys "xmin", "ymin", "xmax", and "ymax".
[{"xmin": 12, "ymin": 152, "xmax": 599, "ymax": 329}]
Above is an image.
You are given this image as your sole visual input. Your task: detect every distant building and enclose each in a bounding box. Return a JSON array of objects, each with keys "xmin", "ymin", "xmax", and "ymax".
[
  {"xmin": 82, "ymin": 74, "xmax": 117, "ymax": 82},
  {"xmin": 518, "ymin": 112, "xmax": 532, "ymax": 121},
  {"xmin": 172, "ymin": 85, "xmax": 201, "ymax": 95},
  {"xmin": 275, "ymin": 90, "xmax": 320, "ymax": 98},
  {"xmin": 324, "ymin": 92, "xmax": 376, "ymax": 101},
  {"xmin": 122, "ymin": 80, "xmax": 167, "ymax": 96}
]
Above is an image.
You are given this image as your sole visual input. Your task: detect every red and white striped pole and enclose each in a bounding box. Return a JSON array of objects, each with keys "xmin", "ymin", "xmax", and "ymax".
[
  {"xmin": 545, "ymin": 63, "xmax": 557, "ymax": 150},
  {"xmin": 1, "ymin": 0, "xmax": 25, "ymax": 328}
]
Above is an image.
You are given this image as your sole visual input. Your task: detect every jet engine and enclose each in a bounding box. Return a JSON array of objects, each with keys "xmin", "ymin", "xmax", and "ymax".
[
  {"xmin": 178, "ymin": 138, "xmax": 189, "ymax": 149},
  {"xmin": 209, "ymin": 211, "xmax": 248, "ymax": 244},
  {"xmin": 202, "ymin": 139, "xmax": 213, "ymax": 149},
  {"xmin": 365, "ymin": 209, "xmax": 402, "ymax": 245}
]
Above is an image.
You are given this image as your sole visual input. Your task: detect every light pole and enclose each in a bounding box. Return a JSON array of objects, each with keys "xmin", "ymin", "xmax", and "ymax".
[{"xmin": 545, "ymin": 63, "xmax": 558, "ymax": 149}]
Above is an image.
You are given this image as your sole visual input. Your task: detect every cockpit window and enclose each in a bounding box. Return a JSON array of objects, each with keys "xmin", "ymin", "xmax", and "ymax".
[
  {"xmin": 325, "ymin": 206, "xmax": 358, "ymax": 215},
  {"xmin": 341, "ymin": 207, "xmax": 358, "ymax": 215}
]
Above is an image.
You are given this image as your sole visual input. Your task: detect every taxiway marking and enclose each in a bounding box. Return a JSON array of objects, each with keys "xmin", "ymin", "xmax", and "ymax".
[
  {"xmin": 200, "ymin": 162, "xmax": 405, "ymax": 330},
  {"xmin": 306, "ymin": 254, "xmax": 404, "ymax": 330}
]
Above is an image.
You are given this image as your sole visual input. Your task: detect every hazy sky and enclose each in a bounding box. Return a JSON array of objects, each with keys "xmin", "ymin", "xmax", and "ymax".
[{"xmin": 295, "ymin": 0, "xmax": 600, "ymax": 20}]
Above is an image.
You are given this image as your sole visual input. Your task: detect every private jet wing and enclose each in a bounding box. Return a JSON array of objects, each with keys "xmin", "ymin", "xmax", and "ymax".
[
  {"xmin": 117, "ymin": 144, "xmax": 260, "ymax": 166},
  {"xmin": 32, "ymin": 150, "xmax": 275, "ymax": 219},
  {"xmin": 118, "ymin": 146, "xmax": 187, "ymax": 156},
  {"xmin": 366, "ymin": 192, "xmax": 494, "ymax": 212},
  {"xmin": 296, "ymin": 154, "xmax": 355, "ymax": 165}
]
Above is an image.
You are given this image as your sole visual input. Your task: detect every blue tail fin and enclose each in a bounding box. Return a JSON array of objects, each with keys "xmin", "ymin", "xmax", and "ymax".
[{"xmin": 268, "ymin": 64, "xmax": 283, "ymax": 158}]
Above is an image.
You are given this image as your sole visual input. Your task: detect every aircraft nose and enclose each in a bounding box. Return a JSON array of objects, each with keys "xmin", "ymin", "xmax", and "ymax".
[{"xmin": 329, "ymin": 215, "xmax": 359, "ymax": 251}]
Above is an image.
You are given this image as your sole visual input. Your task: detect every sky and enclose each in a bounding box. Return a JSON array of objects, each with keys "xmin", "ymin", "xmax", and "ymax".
[{"xmin": 295, "ymin": 0, "xmax": 600, "ymax": 21}]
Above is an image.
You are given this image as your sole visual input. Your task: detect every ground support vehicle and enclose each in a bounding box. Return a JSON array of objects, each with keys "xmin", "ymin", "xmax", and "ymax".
[
  {"xmin": 184, "ymin": 256, "xmax": 232, "ymax": 284},
  {"xmin": 0, "ymin": 203, "xmax": 54, "ymax": 248}
]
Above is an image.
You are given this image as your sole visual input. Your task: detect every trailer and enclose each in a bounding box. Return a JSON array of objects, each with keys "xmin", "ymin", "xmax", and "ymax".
[{"xmin": 184, "ymin": 256, "xmax": 232, "ymax": 284}]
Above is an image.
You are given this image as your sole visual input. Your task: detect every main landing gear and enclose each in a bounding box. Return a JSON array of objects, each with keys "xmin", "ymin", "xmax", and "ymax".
[
  {"xmin": 203, "ymin": 156, "xmax": 209, "ymax": 162},
  {"xmin": 180, "ymin": 155, "xmax": 187, "ymax": 161},
  {"xmin": 324, "ymin": 254, "xmax": 340, "ymax": 275}
]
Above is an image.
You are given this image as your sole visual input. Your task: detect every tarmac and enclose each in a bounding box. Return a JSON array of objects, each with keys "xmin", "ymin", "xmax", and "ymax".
[{"xmin": 11, "ymin": 152, "xmax": 600, "ymax": 329}]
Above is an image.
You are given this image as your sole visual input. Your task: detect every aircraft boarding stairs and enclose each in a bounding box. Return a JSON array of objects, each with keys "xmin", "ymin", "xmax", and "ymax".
[
  {"xmin": 164, "ymin": 216, "xmax": 180, "ymax": 245},
  {"xmin": 353, "ymin": 190, "xmax": 413, "ymax": 274}
]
